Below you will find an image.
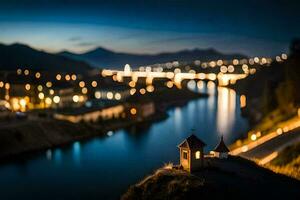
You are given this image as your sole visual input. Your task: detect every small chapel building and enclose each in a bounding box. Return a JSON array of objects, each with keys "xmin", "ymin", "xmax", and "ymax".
[{"xmin": 178, "ymin": 134, "xmax": 206, "ymax": 172}]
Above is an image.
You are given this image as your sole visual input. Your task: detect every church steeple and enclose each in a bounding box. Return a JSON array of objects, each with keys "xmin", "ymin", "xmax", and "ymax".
[{"xmin": 213, "ymin": 135, "xmax": 230, "ymax": 158}]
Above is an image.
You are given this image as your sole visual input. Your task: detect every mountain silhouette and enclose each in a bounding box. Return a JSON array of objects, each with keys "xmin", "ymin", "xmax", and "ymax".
[
  {"xmin": 0, "ymin": 43, "xmax": 92, "ymax": 72},
  {"xmin": 59, "ymin": 47, "xmax": 247, "ymax": 69}
]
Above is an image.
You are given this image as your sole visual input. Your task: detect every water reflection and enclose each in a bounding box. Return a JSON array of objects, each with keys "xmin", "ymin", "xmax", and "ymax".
[
  {"xmin": 107, "ymin": 131, "xmax": 114, "ymax": 137},
  {"xmin": 187, "ymin": 98, "xmax": 196, "ymax": 123},
  {"xmin": 187, "ymin": 80, "xmax": 196, "ymax": 89},
  {"xmin": 216, "ymin": 87, "xmax": 236, "ymax": 137},
  {"xmin": 207, "ymin": 81, "xmax": 216, "ymax": 95},
  {"xmin": 73, "ymin": 142, "xmax": 81, "ymax": 166},
  {"xmin": 197, "ymin": 80, "xmax": 204, "ymax": 91},
  {"xmin": 53, "ymin": 149, "xmax": 62, "ymax": 165},
  {"xmin": 46, "ymin": 149, "xmax": 52, "ymax": 160},
  {"xmin": 174, "ymin": 107, "xmax": 182, "ymax": 132},
  {"xmin": 207, "ymin": 82, "xmax": 216, "ymax": 111}
]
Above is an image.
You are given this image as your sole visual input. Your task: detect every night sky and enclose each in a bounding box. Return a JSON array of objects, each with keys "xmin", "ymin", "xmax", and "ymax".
[{"xmin": 0, "ymin": 0, "xmax": 300, "ymax": 56}]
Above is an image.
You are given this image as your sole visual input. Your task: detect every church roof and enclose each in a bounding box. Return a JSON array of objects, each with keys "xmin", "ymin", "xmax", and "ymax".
[
  {"xmin": 214, "ymin": 136, "xmax": 230, "ymax": 153},
  {"xmin": 178, "ymin": 134, "xmax": 206, "ymax": 149}
]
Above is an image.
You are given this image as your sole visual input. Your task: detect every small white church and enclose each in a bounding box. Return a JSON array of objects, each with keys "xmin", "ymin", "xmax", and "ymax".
[{"xmin": 177, "ymin": 134, "xmax": 230, "ymax": 172}]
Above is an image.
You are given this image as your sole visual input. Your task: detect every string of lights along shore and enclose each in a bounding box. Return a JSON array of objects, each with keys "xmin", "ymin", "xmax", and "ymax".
[{"xmin": 0, "ymin": 53, "xmax": 288, "ymax": 112}]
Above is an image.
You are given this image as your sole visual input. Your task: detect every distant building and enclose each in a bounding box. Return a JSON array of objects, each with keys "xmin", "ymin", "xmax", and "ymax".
[
  {"xmin": 3, "ymin": 73, "xmax": 37, "ymax": 111},
  {"xmin": 51, "ymin": 82, "xmax": 77, "ymax": 108},
  {"xmin": 54, "ymin": 103, "xmax": 124, "ymax": 123},
  {"xmin": 90, "ymin": 76, "xmax": 131, "ymax": 101},
  {"xmin": 126, "ymin": 101, "xmax": 155, "ymax": 121},
  {"xmin": 178, "ymin": 134, "xmax": 206, "ymax": 172},
  {"xmin": 213, "ymin": 136, "xmax": 230, "ymax": 159}
]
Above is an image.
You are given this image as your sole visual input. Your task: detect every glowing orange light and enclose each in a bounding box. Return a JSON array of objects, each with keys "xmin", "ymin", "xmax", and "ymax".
[
  {"xmin": 56, "ymin": 74, "xmax": 62, "ymax": 80},
  {"xmin": 240, "ymin": 95, "xmax": 246, "ymax": 108},
  {"xmin": 25, "ymin": 84, "xmax": 31, "ymax": 91},
  {"xmin": 79, "ymin": 81, "xmax": 85, "ymax": 88},
  {"xmin": 139, "ymin": 88, "xmax": 146, "ymax": 95},
  {"xmin": 91, "ymin": 81, "xmax": 97, "ymax": 87},
  {"xmin": 130, "ymin": 108, "xmax": 137, "ymax": 115},
  {"xmin": 35, "ymin": 72, "xmax": 41, "ymax": 78},
  {"xmin": 65, "ymin": 74, "xmax": 71, "ymax": 81}
]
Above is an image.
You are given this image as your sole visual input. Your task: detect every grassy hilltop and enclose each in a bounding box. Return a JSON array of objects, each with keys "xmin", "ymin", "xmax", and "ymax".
[{"xmin": 122, "ymin": 157, "xmax": 300, "ymax": 200}]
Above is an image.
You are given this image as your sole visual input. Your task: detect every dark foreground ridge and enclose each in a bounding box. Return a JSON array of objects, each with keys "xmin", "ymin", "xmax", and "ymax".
[{"xmin": 122, "ymin": 156, "xmax": 300, "ymax": 200}]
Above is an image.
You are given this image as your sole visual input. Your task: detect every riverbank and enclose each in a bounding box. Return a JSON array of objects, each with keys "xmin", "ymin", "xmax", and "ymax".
[
  {"xmin": 122, "ymin": 156, "xmax": 300, "ymax": 199},
  {"xmin": 0, "ymin": 115, "xmax": 168, "ymax": 161},
  {"xmin": 0, "ymin": 118, "xmax": 98, "ymax": 161},
  {"xmin": 0, "ymin": 88, "xmax": 206, "ymax": 161}
]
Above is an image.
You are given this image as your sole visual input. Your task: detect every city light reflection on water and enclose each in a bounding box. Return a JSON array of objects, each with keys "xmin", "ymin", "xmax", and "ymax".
[
  {"xmin": 46, "ymin": 149, "xmax": 52, "ymax": 160},
  {"xmin": 73, "ymin": 141, "xmax": 81, "ymax": 166},
  {"xmin": 217, "ymin": 87, "xmax": 236, "ymax": 137},
  {"xmin": 53, "ymin": 149, "xmax": 62, "ymax": 165}
]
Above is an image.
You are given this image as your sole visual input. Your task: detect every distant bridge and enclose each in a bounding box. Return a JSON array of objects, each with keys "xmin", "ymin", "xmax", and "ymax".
[{"xmin": 102, "ymin": 69, "xmax": 248, "ymax": 87}]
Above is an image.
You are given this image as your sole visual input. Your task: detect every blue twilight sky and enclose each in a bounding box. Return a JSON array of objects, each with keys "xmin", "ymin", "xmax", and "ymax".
[{"xmin": 0, "ymin": 0, "xmax": 300, "ymax": 56}]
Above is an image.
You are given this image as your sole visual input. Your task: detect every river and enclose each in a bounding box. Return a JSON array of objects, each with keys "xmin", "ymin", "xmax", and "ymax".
[{"xmin": 0, "ymin": 81, "xmax": 249, "ymax": 200}]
